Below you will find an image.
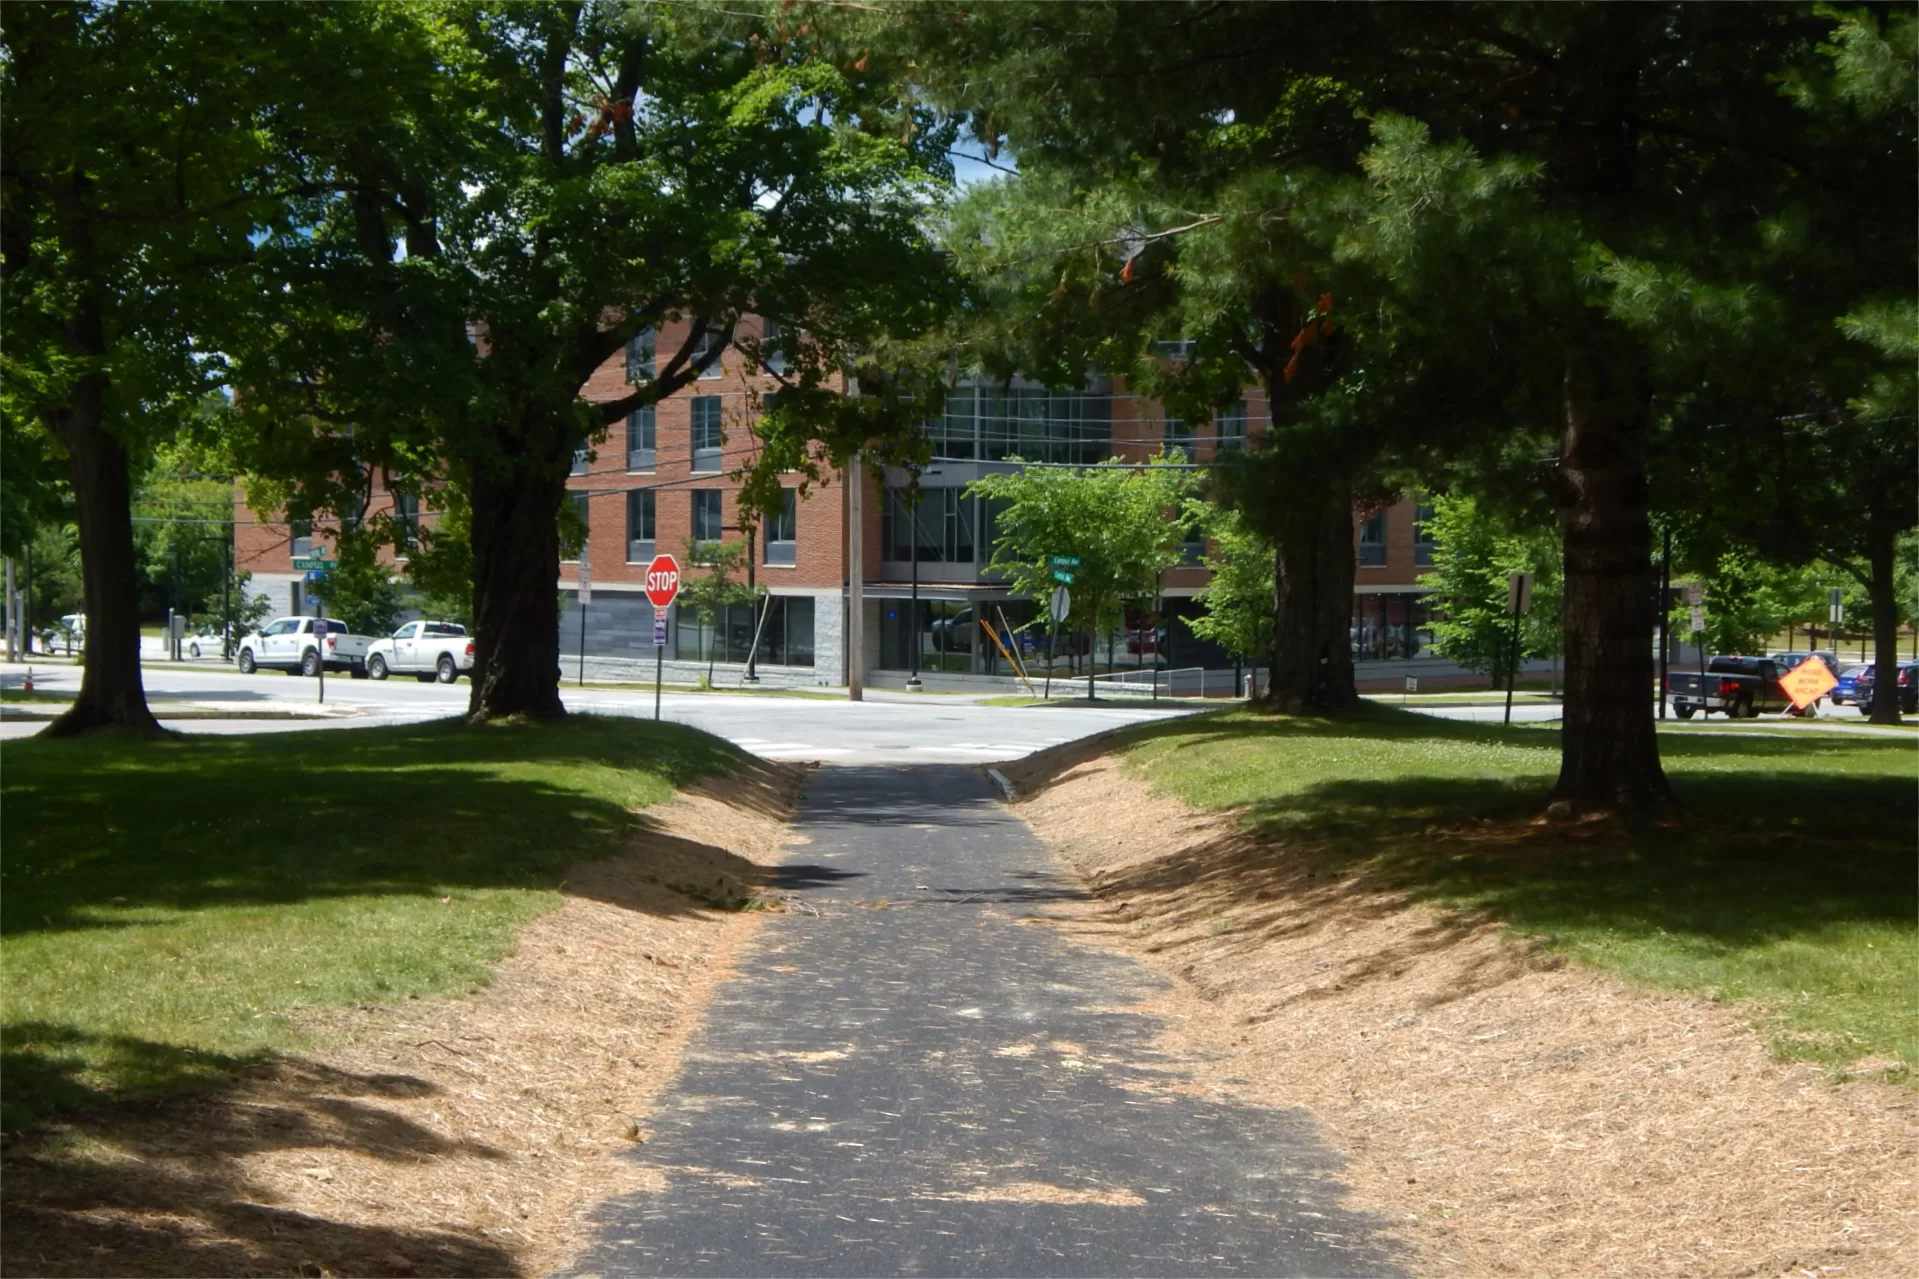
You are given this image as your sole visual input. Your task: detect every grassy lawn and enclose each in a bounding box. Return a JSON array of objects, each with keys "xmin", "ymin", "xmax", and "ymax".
[
  {"xmin": 1117, "ymin": 705, "xmax": 1918, "ymax": 1079},
  {"xmin": 1, "ymin": 689, "xmax": 73, "ymax": 703},
  {"xmin": 0, "ymin": 715, "xmax": 747, "ymax": 1131}
]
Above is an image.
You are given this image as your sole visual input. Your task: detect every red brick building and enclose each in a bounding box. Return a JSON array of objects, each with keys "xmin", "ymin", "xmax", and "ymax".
[{"xmin": 236, "ymin": 321, "xmax": 1434, "ymax": 687}]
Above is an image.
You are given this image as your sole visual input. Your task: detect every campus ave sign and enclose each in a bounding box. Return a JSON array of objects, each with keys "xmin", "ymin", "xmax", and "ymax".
[{"xmin": 644, "ymin": 554, "xmax": 681, "ymax": 609}]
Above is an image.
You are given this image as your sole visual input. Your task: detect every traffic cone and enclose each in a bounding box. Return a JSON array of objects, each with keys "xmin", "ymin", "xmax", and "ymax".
[{"xmin": 23, "ymin": 668, "xmax": 33, "ymax": 692}]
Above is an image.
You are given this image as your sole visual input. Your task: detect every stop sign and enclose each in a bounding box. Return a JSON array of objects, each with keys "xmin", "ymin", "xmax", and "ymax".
[{"xmin": 644, "ymin": 553, "xmax": 681, "ymax": 608}]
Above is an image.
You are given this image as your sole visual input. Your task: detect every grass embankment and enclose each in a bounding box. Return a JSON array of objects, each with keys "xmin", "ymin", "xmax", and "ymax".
[
  {"xmin": 0, "ymin": 716, "xmax": 747, "ymax": 1132},
  {"xmin": 1114, "ymin": 706, "xmax": 1917, "ymax": 1077}
]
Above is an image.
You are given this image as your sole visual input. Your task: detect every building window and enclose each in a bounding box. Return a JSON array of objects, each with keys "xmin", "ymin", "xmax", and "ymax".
[
  {"xmin": 289, "ymin": 517, "xmax": 312, "ymax": 558},
  {"xmin": 760, "ymin": 318, "xmax": 787, "ymax": 375},
  {"xmin": 763, "ymin": 488, "xmax": 797, "ymax": 566},
  {"xmin": 570, "ymin": 445, "xmax": 591, "ymax": 476},
  {"xmin": 1164, "ymin": 411, "xmax": 1194, "ymax": 454},
  {"xmin": 691, "ymin": 396, "xmax": 722, "ymax": 472},
  {"xmin": 1217, "ymin": 400, "xmax": 1249, "ymax": 453},
  {"xmin": 1155, "ymin": 339, "xmax": 1196, "ymax": 363},
  {"xmin": 674, "ymin": 594, "xmax": 813, "ymax": 667},
  {"xmin": 1357, "ymin": 510, "xmax": 1387, "ymax": 567},
  {"xmin": 690, "ymin": 322, "xmax": 725, "ymax": 378},
  {"xmin": 563, "ymin": 492, "xmax": 590, "ymax": 562},
  {"xmin": 1413, "ymin": 499, "xmax": 1437, "ymax": 568},
  {"xmin": 626, "ymin": 407, "xmax": 655, "ymax": 471},
  {"xmin": 692, "ymin": 489, "xmax": 723, "ymax": 545},
  {"xmin": 930, "ymin": 383, "xmax": 1110, "ymax": 465},
  {"xmin": 626, "ymin": 489, "xmax": 656, "ymax": 563},
  {"xmin": 883, "ymin": 487, "xmax": 975, "ymax": 563},
  {"xmin": 627, "ymin": 328, "xmax": 655, "ymax": 382},
  {"xmin": 393, "ymin": 494, "xmax": 419, "ymax": 555}
]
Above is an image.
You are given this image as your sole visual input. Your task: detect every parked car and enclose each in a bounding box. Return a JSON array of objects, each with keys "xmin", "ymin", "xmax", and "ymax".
[
  {"xmin": 1773, "ymin": 650, "xmax": 1840, "ymax": 680},
  {"xmin": 1830, "ymin": 663, "xmax": 1871, "ymax": 706},
  {"xmin": 185, "ymin": 623, "xmax": 235, "ymax": 659},
  {"xmin": 1853, "ymin": 662, "xmax": 1919, "ymax": 716},
  {"xmin": 927, "ymin": 608, "xmax": 975, "ymax": 651},
  {"xmin": 365, "ymin": 620, "xmax": 475, "ymax": 683},
  {"xmin": 1668, "ymin": 655, "xmax": 1796, "ymax": 719},
  {"xmin": 236, "ymin": 617, "xmax": 373, "ymax": 677}
]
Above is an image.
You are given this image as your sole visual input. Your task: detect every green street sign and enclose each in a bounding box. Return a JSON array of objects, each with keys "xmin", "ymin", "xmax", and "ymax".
[
  {"xmin": 1050, "ymin": 555, "xmax": 1081, "ymax": 569},
  {"xmin": 291, "ymin": 556, "xmax": 331, "ymax": 571},
  {"xmin": 1052, "ymin": 570, "xmax": 1075, "ymax": 583}
]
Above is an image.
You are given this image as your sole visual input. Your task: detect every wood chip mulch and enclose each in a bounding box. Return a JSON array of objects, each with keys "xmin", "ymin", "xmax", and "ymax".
[{"xmin": 1002, "ymin": 747, "xmax": 1918, "ymax": 1279}]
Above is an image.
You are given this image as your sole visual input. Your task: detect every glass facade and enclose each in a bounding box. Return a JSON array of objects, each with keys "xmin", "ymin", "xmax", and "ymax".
[
  {"xmin": 626, "ymin": 489, "xmax": 655, "ymax": 562},
  {"xmin": 880, "ymin": 599, "xmax": 977, "ymax": 673},
  {"xmin": 675, "ymin": 595, "xmax": 814, "ymax": 666},
  {"xmin": 691, "ymin": 396, "xmax": 722, "ymax": 471},
  {"xmin": 1164, "ymin": 411, "xmax": 1194, "ymax": 454},
  {"xmin": 928, "ymin": 385, "xmax": 1110, "ymax": 464},
  {"xmin": 1352, "ymin": 593, "xmax": 1432, "ymax": 661},
  {"xmin": 883, "ymin": 486, "xmax": 977, "ymax": 563}
]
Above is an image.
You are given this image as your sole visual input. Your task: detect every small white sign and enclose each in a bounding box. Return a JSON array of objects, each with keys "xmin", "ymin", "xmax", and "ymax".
[
  {"xmin": 1404, "ymin": 676, "xmax": 1418, "ymax": 693},
  {"xmin": 1689, "ymin": 606, "xmax": 1705, "ymax": 633},
  {"xmin": 1506, "ymin": 572, "xmax": 1534, "ymax": 616},
  {"xmin": 577, "ymin": 545, "xmax": 592, "ymax": 604}
]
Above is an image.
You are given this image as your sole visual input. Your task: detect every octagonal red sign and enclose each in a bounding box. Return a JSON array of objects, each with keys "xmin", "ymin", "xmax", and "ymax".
[{"xmin": 644, "ymin": 554, "xmax": 681, "ymax": 608}]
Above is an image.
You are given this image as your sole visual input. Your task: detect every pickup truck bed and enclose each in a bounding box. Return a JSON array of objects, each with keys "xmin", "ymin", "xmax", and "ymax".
[{"xmin": 1669, "ymin": 656, "xmax": 1794, "ymax": 719}]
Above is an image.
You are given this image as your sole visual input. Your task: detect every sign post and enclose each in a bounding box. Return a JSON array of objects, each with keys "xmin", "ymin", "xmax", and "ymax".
[
  {"xmin": 1688, "ymin": 584, "xmax": 1708, "ymax": 702},
  {"xmin": 1046, "ymin": 585, "xmax": 1071, "ymax": 702},
  {"xmin": 295, "ymin": 555, "xmax": 333, "ymax": 706},
  {"xmin": 644, "ymin": 553, "xmax": 681, "ymax": 720},
  {"xmin": 1504, "ymin": 572, "xmax": 1533, "ymax": 726}
]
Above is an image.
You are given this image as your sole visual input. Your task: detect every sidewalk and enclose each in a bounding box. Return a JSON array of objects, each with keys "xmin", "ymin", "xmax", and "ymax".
[{"xmin": 566, "ymin": 766, "xmax": 1401, "ymax": 1277}]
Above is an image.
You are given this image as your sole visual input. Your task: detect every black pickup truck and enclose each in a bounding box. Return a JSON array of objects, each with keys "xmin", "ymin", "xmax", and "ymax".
[{"xmin": 1668, "ymin": 655, "xmax": 1798, "ymax": 719}]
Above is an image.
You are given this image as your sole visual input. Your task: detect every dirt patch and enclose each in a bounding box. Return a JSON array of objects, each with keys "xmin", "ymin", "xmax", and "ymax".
[
  {"xmin": 1005, "ymin": 750, "xmax": 1919, "ymax": 1278},
  {"xmin": 928, "ymin": 1182, "xmax": 1148, "ymax": 1207},
  {"xmin": 1, "ymin": 761, "xmax": 806, "ymax": 1278}
]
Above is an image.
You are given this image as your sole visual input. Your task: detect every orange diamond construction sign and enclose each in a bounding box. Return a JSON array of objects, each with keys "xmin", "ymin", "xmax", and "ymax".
[{"xmin": 1780, "ymin": 657, "xmax": 1838, "ymax": 709}]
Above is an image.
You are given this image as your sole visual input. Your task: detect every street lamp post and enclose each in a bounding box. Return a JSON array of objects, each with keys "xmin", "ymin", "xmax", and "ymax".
[
  {"xmin": 905, "ymin": 487, "xmax": 922, "ymax": 690},
  {"xmin": 744, "ymin": 522, "xmax": 761, "ymax": 684}
]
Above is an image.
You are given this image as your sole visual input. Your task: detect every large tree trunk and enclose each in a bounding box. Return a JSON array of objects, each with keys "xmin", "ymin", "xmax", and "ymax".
[
  {"xmin": 1264, "ymin": 484, "xmax": 1356, "ymax": 713},
  {"xmin": 1865, "ymin": 530, "xmax": 1903, "ymax": 725},
  {"xmin": 42, "ymin": 370, "xmax": 166, "ymax": 738},
  {"xmin": 466, "ymin": 462, "xmax": 567, "ymax": 721},
  {"xmin": 1551, "ymin": 344, "xmax": 1671, "ymax": 812}
]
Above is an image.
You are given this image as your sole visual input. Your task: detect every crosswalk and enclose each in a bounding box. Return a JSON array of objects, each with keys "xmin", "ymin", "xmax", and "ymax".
[{"xmin": 725, "ymin": 736, "xmax": 1069, "ymax": 762}]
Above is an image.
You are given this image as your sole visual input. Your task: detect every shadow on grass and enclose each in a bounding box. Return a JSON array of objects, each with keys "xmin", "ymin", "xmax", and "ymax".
[
  {"xmin": 1, "ymin": 715, "xmax": 784, "ymax": 936},
  {"xmin": 2, "ymin": 1027, "xmax": 520, "ymax": 1278}
]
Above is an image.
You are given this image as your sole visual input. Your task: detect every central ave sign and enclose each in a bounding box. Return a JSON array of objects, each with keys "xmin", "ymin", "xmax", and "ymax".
[{"xmin": 644, "ymin": 554, "xmax": 681, "ymax": 608}]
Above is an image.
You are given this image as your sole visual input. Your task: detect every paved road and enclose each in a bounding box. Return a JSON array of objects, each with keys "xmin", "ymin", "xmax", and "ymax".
[
  {"xmin": 567, "ymin": 766, "xmax": 1399, "ymax": 1278},
  {"xmin": 0, "ymin": 663, "xmax": 1200, "ymax": 763}
]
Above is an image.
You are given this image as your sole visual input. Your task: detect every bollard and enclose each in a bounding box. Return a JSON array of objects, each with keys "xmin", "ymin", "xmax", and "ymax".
[{"xmin": 1243, "ymin": 672, "xmax": 1254, "ymax": 699}]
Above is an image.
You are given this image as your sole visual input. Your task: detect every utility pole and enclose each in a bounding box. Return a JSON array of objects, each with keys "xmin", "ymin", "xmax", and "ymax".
[
  {"xmin": 905, "ymin": 486, "xmax": 922, "ymax": 690},
  {"xmin": 1658, "ymin": 527, "xmax": 1671, "ymax": 720},
  {"xmin": 4, "ymin": 557, "xmax": 15, "ymax": 662},
  {"xmin": 846, "ymin": 453, "xmax": 864, "ymax": 701},
  {"xmin": 744, "ymin": 522, "xmax": 760, "ymax": 684}
]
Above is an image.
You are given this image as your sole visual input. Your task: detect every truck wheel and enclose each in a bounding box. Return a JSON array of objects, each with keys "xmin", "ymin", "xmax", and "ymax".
[
  {"xmin": 368, "ymin": 654, "xmax": 388, "ymax": 681},
  {"xmin": 1732, "ymin": 692, "xmax": 1754, "ymax": 719},
  {"xmin": 1675, "ymin": 704, "xmax": 1695, "ymax": 720},
  {"xmin": 436, "ymin": 655, "xmax": 459, "ymax": 684},
  {"xmin": 301, "ymin": 649, "xmax": 321, "ymax": 678},
  {"xmin": 237, "ymin": 648, "xmax": 257, "ymax": 675}
]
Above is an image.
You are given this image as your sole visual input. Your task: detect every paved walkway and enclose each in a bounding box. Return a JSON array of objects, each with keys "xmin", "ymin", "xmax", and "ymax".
[{"xmin": 568, "ymin": 766, "xmax": 1399, "ymax": 1277}]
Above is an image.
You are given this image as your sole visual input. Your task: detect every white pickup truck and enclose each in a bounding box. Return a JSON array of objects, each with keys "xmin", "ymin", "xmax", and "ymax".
[
  {"xmin": 236, "ymin": 617, "xmax": 374, "ymax": 677},
  {"xmin": 366, "ymin": 620, "xmax": 476, "ymax": 683}
]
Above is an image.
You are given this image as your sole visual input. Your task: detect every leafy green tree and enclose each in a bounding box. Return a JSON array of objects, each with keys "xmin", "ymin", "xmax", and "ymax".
[
  {"xmin": 0, "ymin": 1, "xmax": 340, "ymax": 733},
  {"xmin": 677, "ymin": 538, "xmax": 757, "ymax": 688},
  {"xmin": 908, "ymin": 1, "xmax": 1913, "ymax": 807},
  {"xmin": 968, "ymin": 456, "xmax": 1194, "ymax": 700},
  {"xmin": 231, "ymin": 1, "xmax": 955, "ymax": 723},
  {"xmin": 1418, "ymin": 495, "xmax": 1563, "ymax": 686},
  {"xmin": 1183, "ymin": 503, "xmax": 1274, "ymax": 667}
]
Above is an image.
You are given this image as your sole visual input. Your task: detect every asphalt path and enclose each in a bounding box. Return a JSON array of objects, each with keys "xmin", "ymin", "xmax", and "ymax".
[
  {"xmin": 566, "ymin": 766, "xmax": 1401, "ymax": 1278},
  {"xmin": 0, "ymin": 662, "xmax": 1201, "ymax": 763}
]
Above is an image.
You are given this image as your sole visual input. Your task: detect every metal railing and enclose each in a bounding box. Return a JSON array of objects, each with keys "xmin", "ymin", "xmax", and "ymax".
[{"xmin": 1088, "ymin": 666, "xmax": 1208, "ymax": 699}]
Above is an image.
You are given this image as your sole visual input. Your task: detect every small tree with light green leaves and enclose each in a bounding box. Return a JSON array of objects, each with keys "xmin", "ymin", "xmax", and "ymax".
[
  {"xmin": 1183, "ymin": 501, "xmax": 1274, "ymax": 670},
  {"xmin": 969, "ymin": 454, "xmax": 1196, "ymax": 699},
  {"xmin": 678, "ymin": 537, "xmax": 757, "ymax": 688}
]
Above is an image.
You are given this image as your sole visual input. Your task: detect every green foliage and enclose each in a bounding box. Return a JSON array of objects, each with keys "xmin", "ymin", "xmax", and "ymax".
[
  {"xmin": 678, "ymin": 537, "xmax": 757, "ymax": 675},
  {"xmin": 0, "ymin": 715, "xmax": 747, "ymax": 1129},
  {"xmin": 967, "ymin": 456, "xmax": 1196, "ymax": 634},
  {"xmin": 398, "ymin": 485, "xmax": 473, "ymax": 625},
  {"xmin": 320, "ymin": 531, "xmax": 407, "ymax": 637},
  {"xmin": 1118, "ymin": 706, "xmax": 1917, "ymax": 1078},
  {"xmin": 1417, "ymin": 495, "xmax": 1562, "ymax": 682},
  {"xmin": 1183, "ymin": 503, "xmax": 1273, "ymax": 663},
  {"xmin": 1672, "ymin": 552, "xmax": 1827, "ymax": 657},
  {"xmin": 130, "ymin": 445, "xmax": 235, "ymax": 620}
]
